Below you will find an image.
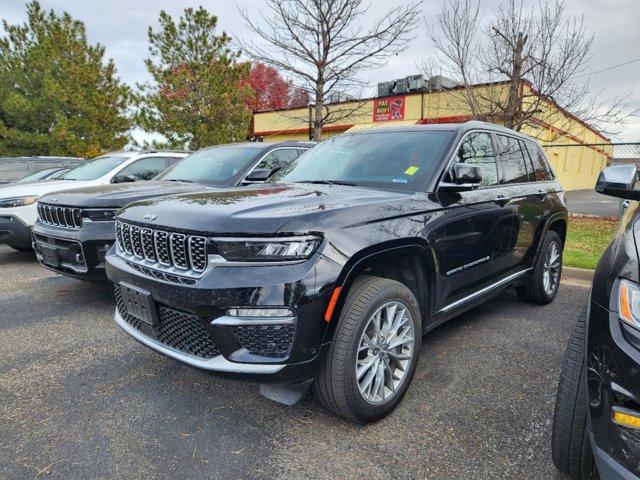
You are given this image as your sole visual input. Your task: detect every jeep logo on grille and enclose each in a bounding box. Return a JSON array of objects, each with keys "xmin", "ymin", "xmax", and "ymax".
[{"xmin": 144, "ymin": 213, "xmax": 157, "ymax": 221}]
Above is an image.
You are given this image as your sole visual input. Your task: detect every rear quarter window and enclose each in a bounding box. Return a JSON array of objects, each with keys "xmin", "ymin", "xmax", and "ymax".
[{"xmin": 524, "ymin": 142, "xmax": 554, "ymax": 181}]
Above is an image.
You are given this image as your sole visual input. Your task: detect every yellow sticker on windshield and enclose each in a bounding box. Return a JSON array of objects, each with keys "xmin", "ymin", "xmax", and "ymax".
[{"xmin": 404, "ymin": 166, "xmax": 419, "ymax": 175}]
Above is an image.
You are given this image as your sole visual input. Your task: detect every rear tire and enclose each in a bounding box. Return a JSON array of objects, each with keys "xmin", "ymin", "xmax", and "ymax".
[
  {"xmin": 517, "ymin": 230, "xmax": 562, "ymax": 304},
  {"xmin": 312, "ymin": 275, "xmax": 422, "ymax": 423},
  {"xmin": 551, "ymin": 307, "xmax": 597, "ymax": 479}
]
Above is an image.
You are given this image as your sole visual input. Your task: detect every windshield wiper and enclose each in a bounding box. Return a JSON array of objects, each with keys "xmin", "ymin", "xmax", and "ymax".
[
  {"xmin": 295, "ymin": 180, "xmax": 357, "ymax": 186},
  {"xmin": 165, "ymin": 179, "xmax": 194, "ymax": 183}
]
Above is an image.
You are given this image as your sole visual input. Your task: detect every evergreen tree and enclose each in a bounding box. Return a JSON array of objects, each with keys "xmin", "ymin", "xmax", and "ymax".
[
  {"xmin": 0, "ymin": 1, "xmax": 131, "ymax": 157},
  {"xmin": 136, "ymin": 7, "xmax": 253, "ymax": 150}
]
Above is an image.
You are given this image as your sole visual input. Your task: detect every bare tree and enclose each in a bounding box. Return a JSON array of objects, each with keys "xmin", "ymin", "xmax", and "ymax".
[
  {"xmin": 239, "ymin": 0, "xmax": 421, "ymax": 140},
  {"xmin": 426, "ymin": 0, "xmax": 628, "ymax": 136}
]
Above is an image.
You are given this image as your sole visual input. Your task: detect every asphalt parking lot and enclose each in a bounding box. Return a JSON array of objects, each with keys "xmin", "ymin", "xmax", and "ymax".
[
  {"xmin": 0, "ymin": 245, "xmax": 588, "ymax": 480},
  {"xmin": 566, "ymin": 188, "xmax": 620, "ymax": 217}
]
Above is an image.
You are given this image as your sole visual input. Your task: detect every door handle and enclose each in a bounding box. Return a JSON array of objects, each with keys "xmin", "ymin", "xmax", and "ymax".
[
  {"xmin": 536, "ymin": 189, "xmax": 548, "ymax": 200},
  {"xmin": 493, "ymin": 195, "xmax": 509, "ymax": 206}
]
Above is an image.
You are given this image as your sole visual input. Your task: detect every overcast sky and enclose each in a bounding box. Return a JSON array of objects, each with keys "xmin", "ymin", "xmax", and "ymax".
[{"xmin": 1, "ymin": 0, "xmax": 639, "ymax": 143}]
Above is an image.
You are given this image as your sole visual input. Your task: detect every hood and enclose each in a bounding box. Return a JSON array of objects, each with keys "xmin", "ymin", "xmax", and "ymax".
[
  {"xmin": 117, "ymin": 183, "xmax": 437, "ymax": 235},
  {"xmin": 37, "ymin": 181, "xmax": 215, "ymax": 208},
  {"xmin": 0, "ymin": 179, "xmax": 82, "ymax": 199}
]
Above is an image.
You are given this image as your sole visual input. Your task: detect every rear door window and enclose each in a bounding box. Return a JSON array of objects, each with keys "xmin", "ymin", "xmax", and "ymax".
[
  {"xmin": 497, "ymin": 135, "xmax": 530, "ymax": 184},
  {"xmin": 524, "ymin": 142, "xmax": 553, "ymax": 181}
]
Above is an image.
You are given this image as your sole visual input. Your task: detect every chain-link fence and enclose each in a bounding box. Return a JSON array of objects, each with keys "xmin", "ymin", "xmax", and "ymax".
[{"xmin": 543, "ymin": 142, "xmax": 640, "ymax": 218}]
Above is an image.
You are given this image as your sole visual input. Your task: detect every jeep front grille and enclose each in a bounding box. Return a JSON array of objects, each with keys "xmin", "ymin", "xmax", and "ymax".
[
  {"xmin": 115, "ymin": 220, "xmax": 208, "ymax": 276},
  {"xmin": 38, "ymin": 203, "xmax": 82, "ymax": 229}
]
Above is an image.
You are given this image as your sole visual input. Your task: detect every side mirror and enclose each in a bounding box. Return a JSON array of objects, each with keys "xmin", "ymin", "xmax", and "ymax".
[
  {"xmin": 244, "ymin": 168, "xmax": 272, "ymax": 183},
  {"xmin": 112, "ymin": 173, "xmax": 137, "ymax": 184},
  {"xmin": 440, "ymin": 163, "xmax": 483, "ymax": 192},
  {"xmin": 596, "ymin": 165, "xmax": 640, "ymax": 200}
]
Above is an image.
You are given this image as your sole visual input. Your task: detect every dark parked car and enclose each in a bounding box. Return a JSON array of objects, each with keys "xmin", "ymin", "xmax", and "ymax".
[
  {"xmin": 552, "ymin": 164, "xmax": 640, "ymax": 479},
  {"xmin": 32, "ymin": 141, "xmax": 313, "ymax": 281},
  {"xmin": 105, "ymin": 122, "xmax": 567, "ymax": 423}
]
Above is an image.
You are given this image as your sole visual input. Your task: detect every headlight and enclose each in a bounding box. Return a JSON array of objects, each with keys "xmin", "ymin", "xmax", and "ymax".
[
  {"xmin": 618, "ymin": 279, "xmax": 640, "ymax": 329},
  {"xmin": 0, "ymin": 195, "xmax": 38, "ymax": 208},
  {"xmin": 215, "ymin": 236, "xmax": 321, "ymax": 262},
  {"xmin": 83, "ymin": 209, "xmax": 118, "ymax": 221}
]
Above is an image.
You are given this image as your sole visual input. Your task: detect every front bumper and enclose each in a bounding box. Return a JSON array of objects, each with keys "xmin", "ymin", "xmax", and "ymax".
[
  {"xmin": 105, "ymin": 250, "xmax": 342, "ymax": 383},
  {"xmin": 588, "ymin": 299, "xmax": 640, "ymax": 478},
  {"xmin": 31, "ymin": 220, "xmax": 115, "ymax": 281},
  {"xmin": 590, "ymin": 430, "xmax": 640, "ymax": 480},
  {"xmin": 0, "ymin": 214, "xmax": 32, "ymax": 249}
]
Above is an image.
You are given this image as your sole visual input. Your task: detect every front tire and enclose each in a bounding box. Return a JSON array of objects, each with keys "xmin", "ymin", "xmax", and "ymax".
[
  {"xmin": 312, "ymin": 276, "xmax": 422, "ymax": 423},
  {"xmin": 551, "ymin": 307, "xmax": 597, "ymax": 479},
  {"xmin": 517, "ymin": 230, "xmax": 562, "ymax": 304}
]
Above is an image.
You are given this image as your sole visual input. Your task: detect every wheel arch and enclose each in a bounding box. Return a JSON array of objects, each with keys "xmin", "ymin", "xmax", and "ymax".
[
  {"xmin": 547, "ymin": 215, "xmax": 567, "ymax": 245},
  {"xmin": 530, "ymin": 212, "xmax": 567, "ymax": 267},
  {"xmin": 323, "ymin": 239, "xmax": 437, "ymax": 339}
]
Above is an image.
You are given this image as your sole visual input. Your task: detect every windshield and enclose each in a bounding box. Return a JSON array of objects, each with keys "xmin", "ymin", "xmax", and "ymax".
[
  {"xmin": 13, "ymin": 168, "xmax": 59, "ymax": 184},
  {"xmin": 157, "ymin": 146, "xmax": 261, "ymax": 185},
  {"xmin": 272, "ymin": 130, "xmax": 454, "ymax": 191},
  {"xmin": 64, "ymin": 156, "xmax": 129, "ymax": 181}
]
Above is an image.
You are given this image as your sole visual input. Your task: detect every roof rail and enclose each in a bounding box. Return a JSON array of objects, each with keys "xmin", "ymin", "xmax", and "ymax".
[{"xmin": 139, "ymin": 149, "xmax": 192, "ymax": 154}]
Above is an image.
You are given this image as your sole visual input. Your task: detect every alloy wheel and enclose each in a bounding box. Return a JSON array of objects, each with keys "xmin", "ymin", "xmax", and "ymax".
[
  {"xmin": 355, "ymin": 301, "xmax": 415, "ymax": 405},
  {"xmin": 543, "ymin": 241, "xmax": 561, "ymax": 295}
]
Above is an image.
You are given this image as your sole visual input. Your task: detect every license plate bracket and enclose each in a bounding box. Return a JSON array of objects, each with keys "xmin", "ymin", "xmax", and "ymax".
[
  {"xmin": 40, "ymin": 245, "xmax": 60, "ymax": 268},
  {"xmin": 119, "ymin": 282, "xmax": 157, "ymax": 326}
]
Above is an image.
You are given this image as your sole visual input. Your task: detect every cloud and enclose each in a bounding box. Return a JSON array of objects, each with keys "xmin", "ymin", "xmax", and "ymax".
[{"xmin": 1, "ymin": 0, "xmax": 639, "ymax": 141}]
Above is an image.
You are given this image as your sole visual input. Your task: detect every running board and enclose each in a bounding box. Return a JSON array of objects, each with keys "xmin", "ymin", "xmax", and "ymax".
[{"xmin": 439, "ymin": 269, "xmax": 532, "ymax": 314}]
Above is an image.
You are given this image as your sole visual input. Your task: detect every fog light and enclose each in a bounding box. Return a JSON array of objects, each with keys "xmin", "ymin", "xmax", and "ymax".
[
  {"xmin": 613, "ymin": 407, "xmax": 640, "ymax": 429},
  {"xmin": 227, "ymin": 307, "xmax": 294, "ymax": 317}
]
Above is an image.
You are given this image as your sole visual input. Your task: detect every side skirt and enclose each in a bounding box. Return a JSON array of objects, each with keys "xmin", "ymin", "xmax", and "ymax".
[{"xmin": 426, "ymin": 269, "xmax": 533, "ymax": 333}]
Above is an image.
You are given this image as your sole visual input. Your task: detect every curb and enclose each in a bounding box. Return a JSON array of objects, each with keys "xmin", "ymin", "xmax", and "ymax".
[{"xmin": 562, "ymin": 266, "xmax": 594, "ymax": 284}]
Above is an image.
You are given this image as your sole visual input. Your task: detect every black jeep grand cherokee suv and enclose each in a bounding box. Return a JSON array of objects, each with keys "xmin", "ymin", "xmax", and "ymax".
[
  {"xmin": 105, "ymin": 122, "xmax": 567, "ymax": 422},
  {"xmin": 32, "ymin": 141, "xmax": 312, "ymax": 281},
  {"xmin": 552, "ymin": 165, "xmax": 640, "ymax": 479}
]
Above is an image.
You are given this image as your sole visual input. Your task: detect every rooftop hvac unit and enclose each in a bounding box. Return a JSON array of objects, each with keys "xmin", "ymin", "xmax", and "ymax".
[
  {"xmin": 391, "ymin": 77, "xmax": 409, "ymax": 94},
  {"xmin": 377, "ymin": 82, "xmax": 392, "ymax": 97},
  {"xmin": 406, "ymin": 75, "xmax": 427, "ymax": 91},
  {"xmin": 327, "ymin": 91, "xmax": 355, "ymax": 103},
  {"xmin": 428, "ymin": 75, "xmax": 460, "ymax": 90}
]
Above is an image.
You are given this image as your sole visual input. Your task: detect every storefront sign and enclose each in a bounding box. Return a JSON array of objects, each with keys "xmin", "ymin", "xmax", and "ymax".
[{"xmin": 372, "ymin": 96, "xmax": 405, "ymax": 122}]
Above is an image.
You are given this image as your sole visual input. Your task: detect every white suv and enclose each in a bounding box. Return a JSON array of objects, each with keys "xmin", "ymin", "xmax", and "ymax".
[{"xmin": 0, "ymin": 150, "xmax": 188, "ymax": 250}]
